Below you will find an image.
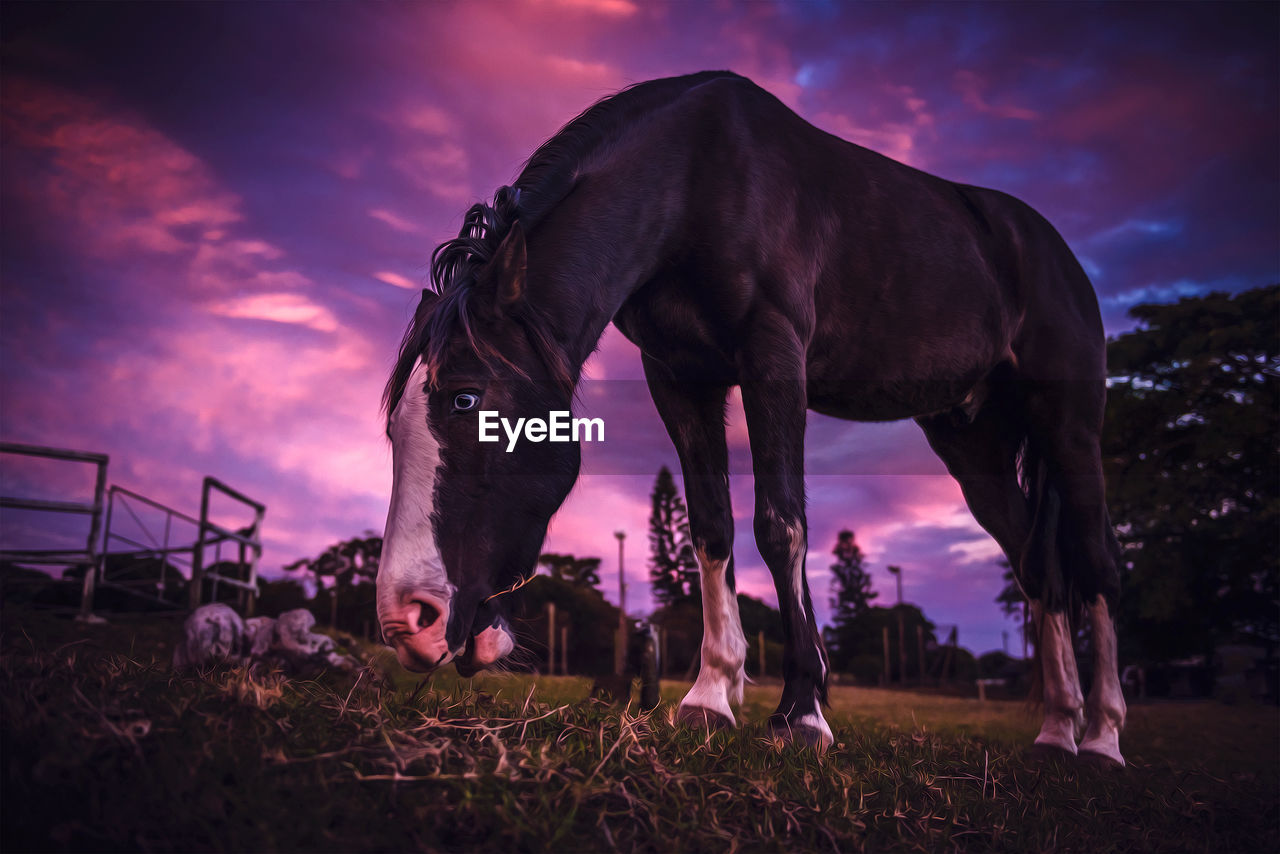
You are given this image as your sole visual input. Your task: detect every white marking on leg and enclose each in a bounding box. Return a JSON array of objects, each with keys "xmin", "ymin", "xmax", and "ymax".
[
  {"xmin": 785, "ymin": 520, "xmax": 808, "ymax": 628},
  {"xmin": 1079, "ymin": 595, "xmax": 1127, "ymax": 765},
  {"xmin": 1032, "ymin": 602, "xmax": 1084, "ymax": 754},
  {"xmin": 679, "ymin": 547, "xmax": 748, "ymax": 723}
]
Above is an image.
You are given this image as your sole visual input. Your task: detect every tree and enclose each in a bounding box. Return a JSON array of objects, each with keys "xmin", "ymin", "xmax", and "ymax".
[
  {"xmin": 507, "ymin": 573, "xmax": 620, "ymax": 676},
  {"xmin": 826, "ymin": 604, "xmax": 940, "ymax": 684},
  {"xmin": 284, "ymin": 533, "xmax": 382, "ymax": 631},
  {"xmin": 996, "ymin": 286, "xmax": 1279, "ymax": 664},
  {"xmin": 993, "ymin": 559, "xmax": 1032, "ymax": 657},
  {"xmin": 825, "ymin": 529, "xmax": 878, "ymax": 668},
  {"xmin": 1104, "ymin": 286, "xmax": 1278, "ymax": 661},
  {"xmin": 538, "ymin": 553, "xmax": 602, "ymax": 589},
  {"xmin": 647, "ymin": 466, "xmax": 700, "ymax": 607}
]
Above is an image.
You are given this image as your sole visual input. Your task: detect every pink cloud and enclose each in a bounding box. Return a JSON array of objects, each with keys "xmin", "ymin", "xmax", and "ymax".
[
  {"xmin": 392, "ymin": 142, "xmax": 473, "ymax": 201},
  {"xmin": 2, "ymin": 78, "xmax": 242, "ymax": 258},
  {"xmin": 208, "ymin": 293, "xmax": 341, "ymax": 333},
  {"xmin": 535, "ymin": 0, "xmax": 639, "ymax": 18},
  {"xmin": 953, "ymin": 69, "xmax": 1040, "ymax": 121},
  {"xmin": 398, "ymin": 104, "xmax": 458, "ymax": 137},
  {"xmin": 373, "ymin": 270, "xmax": 419, "ymax": 290},
  {"xmin": 368, "ymin": 208, "xmax": 423, "ymax": 234},
  {"xmin": 544, "ymin": 55, "xmax": 620, "ymax": 85}
]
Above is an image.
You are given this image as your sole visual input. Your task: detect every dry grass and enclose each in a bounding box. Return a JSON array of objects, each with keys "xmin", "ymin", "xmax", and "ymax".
[{"xmin": 2, "ymin": 609, "xmax": 1276, "ymax": 852}]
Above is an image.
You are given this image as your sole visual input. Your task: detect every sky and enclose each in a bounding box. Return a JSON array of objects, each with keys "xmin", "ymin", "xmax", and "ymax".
[{"xmin": 2, "ymin": 1, "xmax": 1276, "ymax": 657}]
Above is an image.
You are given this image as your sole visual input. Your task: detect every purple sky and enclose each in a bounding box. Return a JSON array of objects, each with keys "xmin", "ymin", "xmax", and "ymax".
[{"xmin": 2, "ymin": 1, "xmax": 1276, "ymax": 656}]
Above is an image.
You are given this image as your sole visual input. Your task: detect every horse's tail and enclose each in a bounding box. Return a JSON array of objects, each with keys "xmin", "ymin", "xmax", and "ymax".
[{"xmin": 1017, "ymin": 438, "xmax": 1087, "ymax": 709}]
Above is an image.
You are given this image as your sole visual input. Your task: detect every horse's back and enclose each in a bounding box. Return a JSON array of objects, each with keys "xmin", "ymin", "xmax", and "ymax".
[{"xmin": 616, "ymin": 74, "xmax": 1105, "ymax": 410}]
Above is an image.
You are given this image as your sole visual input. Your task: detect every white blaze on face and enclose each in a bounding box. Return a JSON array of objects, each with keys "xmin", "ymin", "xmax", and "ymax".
[{"xmin": 379, "ymin": 359, "xmax": 453, "ymax": 647}]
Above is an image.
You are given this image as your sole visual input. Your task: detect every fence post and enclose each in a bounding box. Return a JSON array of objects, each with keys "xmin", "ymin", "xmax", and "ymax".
[
  {"xmin": 547, "ymin": 601, "xmax": 556, "ymax": 675},
  {"xmin": 188, "ymin": 480, "xmax": 211, "ymax": 610},
  {"xmin": 882, "ymin": 625, "xmax": 891, "ymax": 686},
  {"xmin": 758, "ymin": 629, "xmax": 765, "ymax": 678},
  {"xmin": 917, "ymin": 624, "xmax": 926, "ymax": 683},
  {"xmin": 897, "ymin": 608, "xmax": 907, "ymax": 684}
]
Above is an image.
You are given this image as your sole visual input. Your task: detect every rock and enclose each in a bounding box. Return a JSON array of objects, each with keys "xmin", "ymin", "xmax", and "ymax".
[
  {"xmin": 173, "ymin": 603, "xmax": 246, "ymax": 669},
  {"xmin": 244, "ymin": 616, "xmax": 276, "ymax": 658},
  {"xmin": 173, "ymin": 604, "xmax": 360, "ymax": 674}
]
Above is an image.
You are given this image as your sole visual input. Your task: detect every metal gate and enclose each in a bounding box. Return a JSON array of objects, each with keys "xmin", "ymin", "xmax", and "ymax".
[{"xmin": 0, "ymin": 441, "xmax": 265, "ymax": 616}]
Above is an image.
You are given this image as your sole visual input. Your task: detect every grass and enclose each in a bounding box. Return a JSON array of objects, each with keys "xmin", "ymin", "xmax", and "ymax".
[{"xmin": 2, "ymin": 608, "xmax": 1276, "ymax": 853}]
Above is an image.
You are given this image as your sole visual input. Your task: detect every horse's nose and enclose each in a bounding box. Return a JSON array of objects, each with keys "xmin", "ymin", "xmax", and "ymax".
[{"xmin": 381, "ymin": 593, "xmax": 453, "ymax": 672}]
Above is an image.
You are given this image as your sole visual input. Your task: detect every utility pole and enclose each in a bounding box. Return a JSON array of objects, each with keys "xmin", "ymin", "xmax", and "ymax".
[
  {"xmin": 917, "ymin": 624, "xmax": 926, "ymax": 682},
  {"xmin": 547, "ymin": 601, "xmax": 556, "ymax": 675},
  {"xmin": 882, "ymin": 625, "xmax": 891, "ymax": 686},
  {"xmin": 888, "ymin": 565, "xmax": 906, "ymax": 683},
  {"xmin": 614, "ymin": 530, "xmax": 627, "ymax": 676}
]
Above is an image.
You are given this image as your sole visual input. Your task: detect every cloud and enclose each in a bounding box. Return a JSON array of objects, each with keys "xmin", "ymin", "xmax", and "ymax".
[
  {"xmin": 2, "ymin": 77, "xmax": 242, "ymax": 258},
  {"xmin": 399, "ymin": 104, "xmax": 457, "ymax": 137},
  {"xmin": 535, "ymin": 0, "xmax": 638, "ymax": 18},
  {"xmin": 392, "ymin": 142, "xmax": 473, "ymax": 201},
  {"xmin": 544, "ymin": 55, "xmax": 619, "ymax": 85},
  {"xmin": 368, "ymin": 208, "xmax": 423, "ymax": 234},
  {"xmin": 953, "ymin": 69, "xmax": 1039, "ymax": 121},
  {"xmin": 208, "ymin": 293, "xmax": 341, "ymax": 333},
  {"xmin": 373, "ymin": 271, "xmax": 419, "ymax": 290}
]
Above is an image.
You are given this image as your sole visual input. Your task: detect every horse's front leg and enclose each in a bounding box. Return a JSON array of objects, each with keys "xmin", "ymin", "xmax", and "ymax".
[
  {"xmin": 642, "ymin": 356, "xmax": 747, "ymax": 728},
  {"xmin": 739, "ymin": 342, "xmax": 832, "ymax": 750}
]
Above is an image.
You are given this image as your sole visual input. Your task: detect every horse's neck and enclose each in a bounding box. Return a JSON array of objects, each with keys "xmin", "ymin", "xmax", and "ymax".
[{"xmin": 530, "ymin": 172, "xmax": 683, "ymax": 376}]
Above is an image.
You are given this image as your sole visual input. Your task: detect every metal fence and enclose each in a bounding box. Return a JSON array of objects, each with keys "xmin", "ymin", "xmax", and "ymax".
[
  {"xmin": 0, "ymin": 442, "xmax": 109, "ymax": 618},
  {"xmin": 0, "ymin": 441, "xmax": 264, "ymax": 617}
]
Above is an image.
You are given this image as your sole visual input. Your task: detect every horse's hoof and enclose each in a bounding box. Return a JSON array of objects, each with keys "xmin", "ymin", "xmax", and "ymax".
[
  {"xmin": 1077, "ymin": 749, "xmax": 1126, "ymax": 770},
  {"xmin": 1024, "ymin": 742, "xmax": 1076, "ymax": 764},
  {"xmin": 767, "ymin": 715, "xmax": 833, "ymax": 752},
  {"xmin": 676, "ymin": 705, "xmax": 735, "ymax": 731}
]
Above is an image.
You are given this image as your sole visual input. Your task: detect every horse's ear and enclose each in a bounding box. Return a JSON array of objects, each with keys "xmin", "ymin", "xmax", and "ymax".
[{"xmin": 491, "ymin": 221, "xmax": 527, "ymax": 313}]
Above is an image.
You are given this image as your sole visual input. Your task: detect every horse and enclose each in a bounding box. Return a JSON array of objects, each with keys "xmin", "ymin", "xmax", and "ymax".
[{"xmin": 377, "ymin": 70, "xmax": 1126, "ymax": 764}]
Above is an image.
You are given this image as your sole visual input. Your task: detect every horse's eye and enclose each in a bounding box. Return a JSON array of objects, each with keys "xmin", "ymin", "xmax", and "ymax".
[{"xmin": 452, "ymin": 391, "xmax": 481, "ymax": 411}]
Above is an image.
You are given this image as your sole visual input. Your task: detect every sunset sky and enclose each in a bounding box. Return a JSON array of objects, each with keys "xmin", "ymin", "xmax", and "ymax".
[{"xmin": 2, "ymin": 1, "xmax": 1276, "ymax": 656}]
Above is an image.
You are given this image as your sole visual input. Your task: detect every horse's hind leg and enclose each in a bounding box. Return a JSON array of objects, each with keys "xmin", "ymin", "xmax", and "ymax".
[
  {"xmin": 920, "ymin": 399, "xmax": 1082, "ymax": 754},
  {"xmin": 1080, "ymin": 588, "xmax": 1126, "ymax": 765},
  {"xmin": 643, "ymin": 355, "xmax": 747, "ymax": 729},
  {"xmin": 1025, "ymin": 379, "xmax": 1126, "ymax": 765},
  {"xmin": 915, "ymin": 384, "xmax": 1033, "ymax": 575}
]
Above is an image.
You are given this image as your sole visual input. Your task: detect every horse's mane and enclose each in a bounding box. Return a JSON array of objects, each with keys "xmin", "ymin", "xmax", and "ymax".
[{"xmin": 382, "ymin": 71, "xmax": 744, "ymax": 422}]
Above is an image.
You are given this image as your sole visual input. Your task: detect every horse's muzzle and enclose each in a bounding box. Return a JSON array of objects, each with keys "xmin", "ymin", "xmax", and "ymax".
[{"xmin": 381, "ymin": 594, "xmax": 514, "ymax": 674}]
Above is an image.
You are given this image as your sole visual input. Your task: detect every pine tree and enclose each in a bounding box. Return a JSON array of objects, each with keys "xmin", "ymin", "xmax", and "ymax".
[
  {"xmin": 647, "ymin": 466, "xmax": 700, "ymax": 607},
  {"xmin": 826, "ymin": 529, "xmax": 877, "ymax": 665}
]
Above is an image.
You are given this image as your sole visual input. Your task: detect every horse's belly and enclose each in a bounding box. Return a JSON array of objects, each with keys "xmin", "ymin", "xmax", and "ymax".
[{"xmin": 806, "ymin": 375, "xmax": 981, "ymax": 422}]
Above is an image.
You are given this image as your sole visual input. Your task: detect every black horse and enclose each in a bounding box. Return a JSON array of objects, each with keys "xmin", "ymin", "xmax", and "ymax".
[{"xmin": 378, "ymin": 71, "xmax": 1126, "ymax": 763}]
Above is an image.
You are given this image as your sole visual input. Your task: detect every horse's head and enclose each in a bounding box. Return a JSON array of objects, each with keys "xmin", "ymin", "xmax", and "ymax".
[{"xmin": 378, "ymin": 216, "xmax": 579, "ymax": 674}]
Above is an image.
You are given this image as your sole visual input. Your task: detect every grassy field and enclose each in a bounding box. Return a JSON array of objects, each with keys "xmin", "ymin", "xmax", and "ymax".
[{"xmin": 2, "ymin": 608, "xmax": 1276, "ymax": 853}]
